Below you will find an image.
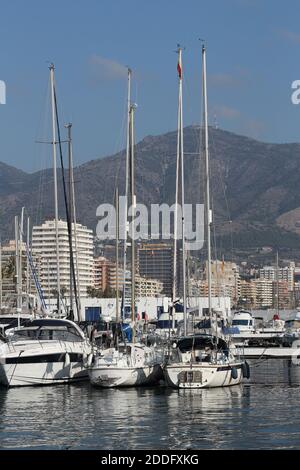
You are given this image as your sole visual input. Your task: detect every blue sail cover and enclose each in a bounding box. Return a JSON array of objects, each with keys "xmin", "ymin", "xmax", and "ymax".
[{"xmin": 122, "ymin": 324, "xmax": 132, "ymax": 342}]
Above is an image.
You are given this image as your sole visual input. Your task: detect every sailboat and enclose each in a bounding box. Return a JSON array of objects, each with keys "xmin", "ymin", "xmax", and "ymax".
[
  {"xmin": 88, "ymin": 69, "xmax": 162, "ymax": 388},
  {"xmin": 164, "ymin": 45, "xmax": 247, "ymax": 389}
]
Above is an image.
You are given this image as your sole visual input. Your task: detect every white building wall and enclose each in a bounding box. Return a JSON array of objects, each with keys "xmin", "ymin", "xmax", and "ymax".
[
  {"xmin": 32, "ymin": 219, "xmax": 94, "ymax": 300},
  {"xmin": 79, "ymin": 296, "xmax": 231, "ymax": 321}
]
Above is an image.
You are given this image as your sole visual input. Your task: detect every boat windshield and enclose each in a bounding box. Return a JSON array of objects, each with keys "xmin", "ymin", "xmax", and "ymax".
[
  {"xmin": 177, "ymin": 335, "xmax": 228, "ymax": 353},
  {"xmin": 0, "ymin": 317, "xmax": 17, "ymax": 325},
  {"xmin": 232, "ymin": 319, "xmax": 252, "ymax": 326},
  {"xmin": 10, "ymin": 326, "xmax": 83, "ymax": 342}
]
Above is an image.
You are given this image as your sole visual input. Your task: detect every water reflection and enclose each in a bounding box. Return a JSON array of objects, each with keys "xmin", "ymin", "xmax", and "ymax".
[
  {"xmin": 249, "ymin": 359, "xmax": 300, "ymax": 387},
  {"xmin": 0, "ymin": 360, "xmax": 300, "ymax": 449}
]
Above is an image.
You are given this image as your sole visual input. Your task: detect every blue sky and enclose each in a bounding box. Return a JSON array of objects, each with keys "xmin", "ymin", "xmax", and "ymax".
[{"xmin": 1, "ymin": 0, "xmax": 300, "ymax": 171}]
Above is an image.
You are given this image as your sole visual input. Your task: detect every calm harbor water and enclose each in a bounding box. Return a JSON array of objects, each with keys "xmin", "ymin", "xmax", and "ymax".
[{"xmin": 1, "ymin": 359, "xmax": 300, "ymax": 450}]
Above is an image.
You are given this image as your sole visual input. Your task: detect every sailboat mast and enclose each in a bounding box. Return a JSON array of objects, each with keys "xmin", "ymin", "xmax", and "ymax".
[
  {"xmin": 19, "ymin": 208, "xmax": 24, "ymax": 322},
  {"xmin": 172, "ymin": 50, "xmax": 181, "ymax": 331},
  {"xmin": 26, "ymin": 217, "xmax": 30, "ymax": 308},
  {"xmin": 0, "ymin": 239, "xmax": 2, "ymax": 312},
  {"xmin": 47, "ymin": 259, "xmax": 51, "ymax": 311},
  {"xmin": 65, "ymin": 123, "xmax": 74, "ymax": 318},
  {"xmin": 202, "ymin": 45, "xmax": 212, "ymax": 324},
  {"xmin": 130, "ymin": 103, "xmax": 136, "ymax": 342},
  {"xmin": 68, "ymin": 126, "xmax": 82, "ymax": 321},
  {"xmin": 115, "ymin": 186, "xmax": 119, "ymax": 323},
  {"xmin": 15, "ymin": 217, "xmax": 19, "ymax": 325},
  {"xmin": 49, "ymin": 64, "xmax": 61, "ymax": 315},
  {"xmin": 177, "ymin": 46, "xmax": 187, "ymax": 336},
  {"xmin": 276, "ymin": 250, "xmax": 279, "ymax": 315},
  {"xmin": 122, "ymin": 68, "xmax": 132, "ymax": 320}
]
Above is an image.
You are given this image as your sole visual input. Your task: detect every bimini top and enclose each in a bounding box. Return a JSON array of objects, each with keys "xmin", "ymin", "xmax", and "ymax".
[{"xmin": 175, "ymin": 334, "xmax": 228, "ymax": 353}]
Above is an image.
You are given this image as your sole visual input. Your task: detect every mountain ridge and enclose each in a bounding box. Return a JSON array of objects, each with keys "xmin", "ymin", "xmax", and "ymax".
[{"xmin": 1, "ymin": 125, "xmax": 300, "ymax": 262}]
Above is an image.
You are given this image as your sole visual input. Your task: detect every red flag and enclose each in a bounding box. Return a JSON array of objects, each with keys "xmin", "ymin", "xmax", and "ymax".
[{"xmin": 177, "ymin": 61, "xmax": 182, "ymax": 79}]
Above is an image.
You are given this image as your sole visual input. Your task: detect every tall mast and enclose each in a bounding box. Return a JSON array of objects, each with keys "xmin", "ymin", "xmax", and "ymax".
[
  {"xmin": 0, "ymin": 238, "xmax": 2, "ymax": 312},
  {"xmin": 26, "ymin": 217, "xmax": 30, "ymax": 309},
  {"xmin": 171, "ymin": 49, "xmax": 181, "ymax": 331},
  {"xmin": 49, "ymin": 64, "xmax": 61, "ymax": 315},
  {"xmin": 15, "ymin": 216, "xmax": 21, "ymax": 328},
  {"xmin": 65, "ymin": 123, "xmax": 74, "ymax": 318},
  {"xmin": 176, "ymin": 46, "xmax": 187, "ymax": 336},
  {"xmin": 202, "ymin": 45, "xmax": 212, "ymax": 325},
  {"xmin": 115, "ymin": 187, "xmax": 119, "ymax": 324},
  {"xmin": 122, "ymin": 68, "xmax": 132, "ymax": 320},
  {"xmin": 130, "ymin": 103, "xmax": 136, "ymax": 342},
  {"xmin": 276, "ymin": 251, "xmax": 279, "ymax": 315},
  {"xmin": 19, "ymin": 208, "xmax": 24, "ymax": 320},
  {"xmin": 68, "ymin": 125, "xmax": 82, "ymax": 321},
  {"xmin": 47, "ymin": 259, "xmax": 51, "ymax": 311}
]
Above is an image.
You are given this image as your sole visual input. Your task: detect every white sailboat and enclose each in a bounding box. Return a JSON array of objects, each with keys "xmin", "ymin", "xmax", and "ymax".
[
  {"xmin": 164, "ymin": 45, "xmax": 247, "ymax": 389},
  {"xmin": 88, "ymin": 342, "xmax": 162, "ymax": 387},
  {"xmin": 164, "ymin": 334, "xmax": 246, "ymax": 389},
  {"xmin": 89, "ymin": 68, "xmax": 162, "ymax": 388}
]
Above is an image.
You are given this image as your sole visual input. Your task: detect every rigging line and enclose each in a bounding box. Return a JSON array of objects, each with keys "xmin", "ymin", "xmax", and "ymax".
[
  {"xmin": 211, "ymin": 199, "xmax": 222, "ymax": 308},
  {"xmin": 35, "ymin": 76, "xmax": 51, "ymax": 227},
  {"xmin": 199, "ymin": 117, "xmax": 207, "ymax": 269},
  {"xmin": 181, "ymin": 57, "xmax": 203, "ymax": 157},
  {"xmin": 113, "ymin": 78, "xmax": 128, "ymax": 193},
  {"xmin": 209, "ymin": 128, "xmax": 234, "ymax": 263},
  {"xmin": 53, "ymin": 84, "xmax": 79, "ymax": 320}
]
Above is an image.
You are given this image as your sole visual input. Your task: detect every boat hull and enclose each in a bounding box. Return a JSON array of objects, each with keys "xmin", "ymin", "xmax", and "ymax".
[
  {"xmin": 89, "ymin": 363, "xmax": 162, "ymax": 388},
  {"xmin": 0, "ymin": 338, "xmax": 92, "ymax": 387},
  {"xmin": 164, "ymin": 362, "xmax": 244, "ymax": 389},
  {"xmin": 0, "ymin": 360, "xmax": 89, "ymax": 387}
]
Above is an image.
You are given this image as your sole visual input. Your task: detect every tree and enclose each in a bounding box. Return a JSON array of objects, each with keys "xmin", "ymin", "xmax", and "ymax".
[
  {"xmin": 51, "ymin": 286, "xmax": 68, "ymax": 299},
  {"xmin": 2, "ymin": 255, "xmax": 15, "ymax": 279},
  {"xmin": 86, "ymin": 285, "xmax": 118, "ymax": 298}
]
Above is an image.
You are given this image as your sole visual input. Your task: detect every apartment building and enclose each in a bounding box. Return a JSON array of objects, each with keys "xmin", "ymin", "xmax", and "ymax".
[{"xmin": 32, "ymin": 219, "xmax": 94, "ymax": 299}]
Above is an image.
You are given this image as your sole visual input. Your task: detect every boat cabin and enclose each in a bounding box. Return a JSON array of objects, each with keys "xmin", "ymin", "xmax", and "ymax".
[{"xmin": 231, "ymin": 310, "xmax": 254, "ymax": 332}]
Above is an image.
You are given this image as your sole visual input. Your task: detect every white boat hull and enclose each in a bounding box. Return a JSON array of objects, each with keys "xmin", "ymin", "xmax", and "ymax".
[
  {"xmin": 0, "ymin": 340, "xmax": 91, "ymax": 387},
  {"xmin": 89, "ymin": 363, "xmax": 162, "ymax": 388},
  {"xmin": 0, "ymin": 361, "xmax": 88, "ymax": 387},
  {"xmin": 164, "ymin": 363, "xmax": 244, "ymax": 389}
]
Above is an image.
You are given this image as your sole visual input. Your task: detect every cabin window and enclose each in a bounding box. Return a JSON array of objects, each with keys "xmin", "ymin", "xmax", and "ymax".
[{"xmin": 232, "ymin": 319, "xmax": 251, "ymax": 326}]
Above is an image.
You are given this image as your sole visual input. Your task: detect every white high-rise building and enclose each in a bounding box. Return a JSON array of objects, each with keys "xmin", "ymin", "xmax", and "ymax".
[{"xmin": 32, "ymin": 219, "xmax": 94, "ymax": 300}]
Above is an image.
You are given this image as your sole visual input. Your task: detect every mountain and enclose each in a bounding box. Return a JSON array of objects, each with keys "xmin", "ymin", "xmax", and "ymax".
[{"xmin": 2, "ymin": 126, "xmax": 300, "ymax": 262}]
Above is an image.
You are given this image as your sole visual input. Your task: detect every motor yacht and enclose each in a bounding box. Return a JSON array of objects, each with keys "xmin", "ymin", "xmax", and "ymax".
[{"xmin": 0, "ymin": 318, "xmax": 92, "ymax": 387}]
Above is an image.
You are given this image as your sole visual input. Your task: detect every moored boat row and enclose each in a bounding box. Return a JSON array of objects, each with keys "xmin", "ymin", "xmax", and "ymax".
[{"xmin": 0, "ymin": 44, "xmax": 252, "ymax": 392}]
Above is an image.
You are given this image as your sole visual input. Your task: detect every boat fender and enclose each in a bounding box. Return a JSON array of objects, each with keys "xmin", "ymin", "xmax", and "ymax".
[
  {"xmin": 242, "ymin": 361, "xmax": 250, "ymax": 379},
  {"xmin": 87, "ymin": 353, "xmax": 93, "ymax": 368},
  {"xmin": 64, "ymin": 352, "xmax": 70, "ymax": 368},
  {"xmin": 82, "ymin": 353, "xmax": 88, "ymax": 366},
  {"xmin": 231, "ymin": 366, "xmax": 238, "ymax": 380}
]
